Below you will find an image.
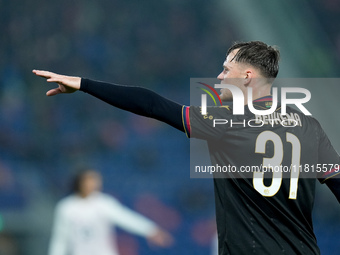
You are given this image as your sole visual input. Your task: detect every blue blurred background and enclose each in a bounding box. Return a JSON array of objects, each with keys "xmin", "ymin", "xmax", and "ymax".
[{"xmin": 0, "ymin": 0, "xmax": 340, "ymax": 254}]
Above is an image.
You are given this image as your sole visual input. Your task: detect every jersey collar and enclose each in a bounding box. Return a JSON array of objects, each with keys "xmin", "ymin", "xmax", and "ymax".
[{"xmin": 253, "ymin": 95, "xmax": 272, "ymax": 103}]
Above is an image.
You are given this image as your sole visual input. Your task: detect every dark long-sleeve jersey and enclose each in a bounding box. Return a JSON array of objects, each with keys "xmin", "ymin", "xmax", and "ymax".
[{"xmin": 80, "ymin": 78, "xmax": 340, "ymax": 255}]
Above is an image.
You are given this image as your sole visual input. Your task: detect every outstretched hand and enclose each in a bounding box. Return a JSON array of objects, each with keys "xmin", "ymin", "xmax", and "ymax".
[
  {"xmin": 147, "ymin": 228, "xmax": 174, "ymax": 248},
  {"xmin": 32, "ymin": 70, "xmax": 81, "ymax": 96}
]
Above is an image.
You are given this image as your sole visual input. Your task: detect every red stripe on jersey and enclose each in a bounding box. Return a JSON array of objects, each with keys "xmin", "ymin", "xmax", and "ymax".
[
  {"xmin": 186, "ymin": 106, "xmax": 191, "ymax": 134},
  {"xmin": 182, "ymin": 106, "xmax": 191, "ymax": 138},
  {"xmin": 321, "ymin": 166, "xmax": 340, "ymax": 179}
]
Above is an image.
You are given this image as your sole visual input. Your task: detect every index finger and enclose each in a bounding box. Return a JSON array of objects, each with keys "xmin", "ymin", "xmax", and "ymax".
[{"xmin": 32, "ymin": 70, "xmax": 57, "ymax": 79}]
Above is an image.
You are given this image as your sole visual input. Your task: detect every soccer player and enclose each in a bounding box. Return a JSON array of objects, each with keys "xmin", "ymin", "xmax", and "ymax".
[
  {"xmin": 34, "ymin": 41, "xmax": 340, "ymax": 255},
  {"xmin": 48, "ymin": 169, "xmax": 173, "ymax": 255}
]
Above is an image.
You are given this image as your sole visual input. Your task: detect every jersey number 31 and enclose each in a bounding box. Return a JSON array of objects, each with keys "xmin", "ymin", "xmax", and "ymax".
[{"xmin": 254, "ymin": 131, "xmax": 300, "ymax": 199}]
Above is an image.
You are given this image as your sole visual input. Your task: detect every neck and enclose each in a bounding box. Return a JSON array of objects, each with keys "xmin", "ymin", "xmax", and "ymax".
[
  {"xmin": 77, "ymin": 192, "xmax": 91, "ymax": 198},
  {"xmin": 243, "ymin": 83, "xmax": 272, "ymax": 105}
]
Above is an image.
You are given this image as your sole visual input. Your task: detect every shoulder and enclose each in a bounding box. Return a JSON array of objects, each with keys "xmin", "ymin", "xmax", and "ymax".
[
  {"xmin": 56, "ymin": 195, "xmax": 76, "ymax": 206},
  {"xmin": 286, "ymin": 105, "xmax": 321, "ymax": 126},
  {"xmin": 54, "ymin": 195, "xmax": 77, "ymax": 214},
  {"xmin": 93, "ymin": 192, "xmax": 120, "ymax": 206}
]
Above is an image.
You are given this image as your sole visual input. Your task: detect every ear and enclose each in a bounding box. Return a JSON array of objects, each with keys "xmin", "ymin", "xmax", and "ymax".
[{"xmin": 244, "ymin": 70, "xmax": 253, "ymax": 86}]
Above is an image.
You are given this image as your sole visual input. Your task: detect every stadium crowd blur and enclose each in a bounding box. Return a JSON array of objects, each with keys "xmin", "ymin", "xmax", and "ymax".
[{"xmin": 0, "ymin": 0, "xmax": 340, "ymax": 254}]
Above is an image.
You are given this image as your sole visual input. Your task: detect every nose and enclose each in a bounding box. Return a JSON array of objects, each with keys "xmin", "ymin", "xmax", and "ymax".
[{"xmin": 217, "ymin": 71, "xmax": 224, "ymax": 80}]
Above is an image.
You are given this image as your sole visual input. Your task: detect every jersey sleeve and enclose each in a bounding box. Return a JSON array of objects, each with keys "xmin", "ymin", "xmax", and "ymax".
[
  {"xmin": 80, "ymin": 78, "xmax": 185, "ymax": 132},
  {"xmin": 316, "ymin": 121, "xmax": 340, "ymax": 183},
  {"xmin": 48, "ymin": 203, "xmax": 69, "ymax": 255},
  {"xmin": 103, "ymin": 196, "xmax": 157, "ymax": 237},
  {"xmin": 182, "ymin": 106, "xmax": 232, "ymax": 139}
]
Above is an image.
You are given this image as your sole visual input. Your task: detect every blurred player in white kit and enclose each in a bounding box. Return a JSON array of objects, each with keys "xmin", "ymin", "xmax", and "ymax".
[{"xmin": 48, "ymin": 169, "xmax": 173, "ymax": 255}]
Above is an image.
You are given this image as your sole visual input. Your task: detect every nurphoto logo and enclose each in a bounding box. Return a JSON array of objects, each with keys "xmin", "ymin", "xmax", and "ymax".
[{"xmin": 200, "ymin": 84, "xmax": 311, "ymax": 116}]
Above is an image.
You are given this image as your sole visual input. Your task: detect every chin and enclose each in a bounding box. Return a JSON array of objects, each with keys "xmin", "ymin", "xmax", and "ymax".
[{"xmin": 220, "ymin": 93, "xmax": 231, "ymax": 102}]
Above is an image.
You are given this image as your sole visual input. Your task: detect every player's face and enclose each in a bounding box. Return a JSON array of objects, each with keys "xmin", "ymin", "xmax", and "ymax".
[
  {"xmin": 79, "ymin": 171, "xmax": 102, "ymax": 197},
  {"xmin": 217, "ymin": 49, "xmax": 248, "ymax": 101}
]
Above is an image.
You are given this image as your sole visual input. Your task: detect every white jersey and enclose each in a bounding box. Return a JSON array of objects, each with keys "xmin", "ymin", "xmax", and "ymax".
[{"xmin": 48, "ymin": 192, "xmax": 157, "ymax": 255}]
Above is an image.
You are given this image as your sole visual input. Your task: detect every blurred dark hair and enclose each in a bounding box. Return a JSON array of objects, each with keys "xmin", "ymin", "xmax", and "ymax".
[
  {"xmin": 227, "ymin": 41, "xmax": 280, "ymax": 78},
  {"xmin": 71, "ymin": 168, "xmax": 98, "ymax": 193}
]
